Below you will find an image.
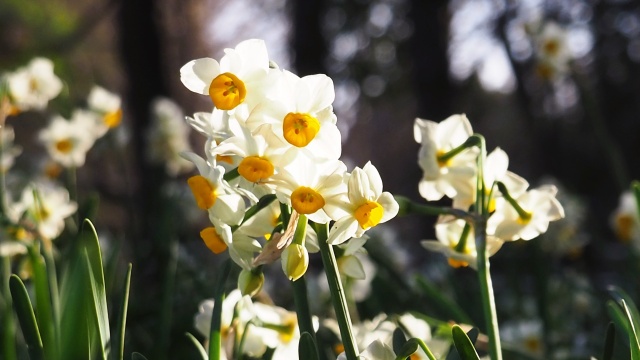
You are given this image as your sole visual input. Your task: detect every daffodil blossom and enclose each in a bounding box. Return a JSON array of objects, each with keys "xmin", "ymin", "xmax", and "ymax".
[
  {"xmin": 337, "ymin": 339, "xmax": 396, "ymax": 360},
  {"xmin": 39, "ymin": 110, "xmax": 99, "ymax": 168},
  {"xmin": 327, "ymin": 162, "xmax": 399, "ymax": 245},
  {"xmin": 269, "ymin": 158, "xmax": 347, "ymax": 224},
  {"xmin": 422, "ymin": 218, "xmax": 503, "ymax": 270},
  {"xmin": 9, "ymin": 181, "xmax": 78, "ymax": 240},
  {"xmin": 213, "ymin": 123, "xmax": 296, "ymax": 186},
  {"xmin": 488, "ymin": 185, "xmax": 565, "ymax": 241},
  {"xmin": 414, "ymin": 114, "xmax": 479, "ymax": 201},
  {"xmin": 5, "ymin": 57, "xmax": 62, "ymax": 112},
  {"xmin": 453, "ymin": 147, "xmax": 529, "ymax": 211},
  {"xmin": 246, "ymin": 70, "xmax": 342, "ymax": 161},
  {"xmin": 182, "ymin": 151, "xmax": 246, "ymax": 225},
  {"xmin": 1, "ymin": 126, "xmax": 22, "ymax": 173},
  {"xmin": 199, "ymin": 217, "xmax": 261, "ymax": 270},
  {"xmin": 87, "ymin": 85, "xmax": 123, "ymax": 135},
  {"xmin": 610, "ymin": 190, "xmax": 640, "ymax": 245},
  {"xmin": 180, "ymin": 39, "xmax": 271, "ymax": 111}
]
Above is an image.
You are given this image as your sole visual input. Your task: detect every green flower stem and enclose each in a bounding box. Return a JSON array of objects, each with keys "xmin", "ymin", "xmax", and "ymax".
[
  {"xmin": 474, "ymin": 134, "xmax": 502, "ymax": 360},
  {"xmin": 292, "ymin": 276, "xmax": 317, "ymax": 342},
  {"xmin": 0, "ymin": 96, "xmax": 10, "ymax": 217},
  {"xmin": 1, "ymin": 256, "xmax": 17, "ymax": 360},
  {"xmin": 414, "ymin": 338, "xmax": 437, "ymax": 360},
  {"xmin": 290, "ymin": 214, "xmax": 318, "ymax": 348},
  {"xmin": 314, "ymin": 222, "xmax": 359, "ymax": 360},
  {"xmin": 223, "ymin": 167, "xmax": 239, "ymax": 182},
  {"xmin": 475, "ymin": 217, "xmax": 502, "ymax": 360},
  {"xmin": 209, "ymin": 259, "xmax": 232, "ymax": 360},
  {"xmin": 454, "ymin": 223, "xmax": 471, "ymax": 253},
  {"xmin": 437, "ymin": 134, "xmax": 483, "ymax": 164},
  {"xmin": 495, "ymin": 182, "xmax": 531, "ymax": 221},
  {"xmin": 394, "ymin": 195, "xmax": 474, "ymax": 223}
]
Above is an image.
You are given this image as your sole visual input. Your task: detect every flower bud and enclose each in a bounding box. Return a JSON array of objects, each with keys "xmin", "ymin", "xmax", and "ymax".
[
  {"xmin": 281, "ymin": 243, "xmax": 308, "ymax": 281},
  {"xmin": 238, "ymin": 268, "xmax": 264, "ymax": 297}
]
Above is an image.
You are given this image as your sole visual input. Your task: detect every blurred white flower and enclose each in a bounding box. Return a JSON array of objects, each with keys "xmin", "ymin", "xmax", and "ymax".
[
  {"xmin": 145, "ymin": 97, "xmax": 194, "ymax": 176},
  {"xmin": 39, "ymin": 110, "xmax": 98, "ymax": 168},
  {"xmin": 87, "ymin": 85, "xmax": 122, "ymax": 136},
  {"xmin": 610, "ymin": 190, "xmax": 640, "ymax": 246},
  {"xmin": 1, "ymin": 126, "xmax": 22, "ymax": 173},
  {"xmin": 5, "ymin": 57, "xmax": 62, "ymax": 112}
]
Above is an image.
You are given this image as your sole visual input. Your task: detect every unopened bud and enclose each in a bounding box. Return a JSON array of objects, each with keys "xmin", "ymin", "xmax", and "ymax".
[
  {"xmin": 281, "ymin": 243, "xmax": 308, "ymax": 281},
  {"xmin": 238, "ymin": 268, "xmax": 264, "ymax": 297}
]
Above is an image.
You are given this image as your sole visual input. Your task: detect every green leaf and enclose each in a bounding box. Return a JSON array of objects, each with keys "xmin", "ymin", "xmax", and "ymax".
[
  {"xmin": 603, "ymin": 322, "xmax": 616, "ymax": 360},
  {"xmin": 131, "ymin": 352, "xmax": 150, "ymax": 360},
  {"xmin": 9, "ymin": 274, "xmax": 44, "ymax": 360},
  {"xmin": 185, "ymin": 332, "xmax": 208, "ymax": 360},
  {"xmin": 28, "ymin": 246, "xmax": 58, "ymax": 360},
  {"xmin": 81, "ymin": 219, "xmax": 111, "ymax": 357},
  {"xmin": 609, "ymin": 286, "xmax": 640, "ymax": 340},
  {"xmin": 392, "ymin": 328, "xmax": 407, "ymax": 355},
  {"xmin": 606, "ymin": 300, "xmax": 640, "ymax": 359},
  {"xmin": 396, "ymin": 339, "xmax": 419, "ymax": 359},
  {"xmin": 451, "ymin": 325, "xmax": 480, "ymax": 360},
  {"xmin": 299, "ymin": 332, "xmax": 320, "ymax": 360},
  {"xmin": 112, "ymin": 263, "xmax": 132, "ymax": 360},
  {"xmin": 414, "ymin": 275, "xmax": 473, "ymax": 324}
]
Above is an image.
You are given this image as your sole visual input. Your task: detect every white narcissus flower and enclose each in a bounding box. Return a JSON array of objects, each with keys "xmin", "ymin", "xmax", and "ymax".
[
  {"xmin": 182, "ymin": 151, "xmax": 246, "ymax": 226},
  {"xmin": 39, "ymin": 110, "xmax": 99, "ymax": 168},
  {"xmin": 5, "ymin": 57, "xmax": 63, "ymax": 112},
  {"xmin": 198, "ymin": 217, "xmax": 261, "ymax": 270},
  {"xmin": 327, "ymin": 162, "xmax": 399, "ymax": 245},
  {"xmin": 180, "ymin": 39, "xmax": 271, "ymax": 111},
  {"xmin": 145, "ymin": 97, "xmax": 194, "ymax": 176},
  {"xmin": 9, "ymin": 181, "xmax": 78, "ymax": 240},
  {"xmin": 414, "ymin": 114, "xmax": 478, "ymax": 202},
  {"xmin": 422, "ymin": 218, "xmax": 503, "ymax": 270},
  {"xmin": 246, "ymin": 70, "xmax": 342, "ymax": 161},
  {"xmin": 337, "ymin": 339, "xmax": 396, "ymax": 360},
  {"xmin": 488, "ymin": 185, "xmax": 565, "ymax": 241},
  {"xmin": 1, "ymin": 126, "xmax": 22, "ymax": 173},
  {"xmin": 610, "ymin": 191, "xmax": 640, "ymax": 245},
  {"xmin": 87, "ymin": 85, "xmax": 123, "ymax": 136},
  {"xmin": 454, "ymin": 147, "xmax": 528, "ymax": 212},
  {"xmin": 269, "ymin": 158, "xmax": 347, "ymax": 224},
  {"xmin": 534, "ymin": 21, "xmax": 571, "ymax": 77}
]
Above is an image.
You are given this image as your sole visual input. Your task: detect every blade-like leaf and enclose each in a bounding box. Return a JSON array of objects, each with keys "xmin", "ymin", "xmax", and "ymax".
[
  {"xmin": 185, "ymin": 332, "xmax": 208, "ymax": 360},
  {"xmin": 112, "ymin": 264, "xmax": 132, "ymax": 360},
  {"xmin": 603, "ymin": 322, "xmax": 616, "ymax": 360},
  {"xmin": 392, "ymin": 327, "xmax": 407, "ymax": 355},
  {"xmin": 81, "ymin": 219, "xmax": 111, "ymax": 356},
  {"xmin": 28, "ymin": 246, "xmax": 58, "ymax": 360},
  {"xmin": 622, "ymin": 299, "xmax": 640, "ymax": 360},
  {"xmin": 9, "ymin": 275, "xmax": 44, "ymax": 360},
  {"xmin": 299, "ymin": 332, "xmax": 320, "ymax": 360},
  {"xmin": 607, "ymin": 300, "xmax": 640, "ymax": 359},
  {"xmin": 452, "ymin": 325, "xmax": 480, "ymax": 360},
  {"xmin": 609, "ymin": 286, "xmax": 640, "ymax": 343},
  {"xmin": 131, "ymin": 352, "xmax": 150, "ymax": 360}
]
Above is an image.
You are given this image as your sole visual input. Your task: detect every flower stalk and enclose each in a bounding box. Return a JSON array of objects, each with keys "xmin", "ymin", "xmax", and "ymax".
[
  {"xmin": 209, "ymin": 258, "xmax": 232, "ymax": 360},
  {"xmin": 474, "ymin": 134, "xmax": 502, "ymax": 360},
  {"xmin": 314, "ymin": 221, "xmax": 359, "ymax": 360}
]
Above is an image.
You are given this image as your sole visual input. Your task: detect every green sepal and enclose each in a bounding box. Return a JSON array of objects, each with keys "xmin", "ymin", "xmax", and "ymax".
[
  {"xmin": 299, "ymin": 331, "xmax": 320, "ymax": 360},
  {"xmin": 451, "ymin": 325, "xmax": 480, "ymax": 360},
  {"xmin": 603, "ymin": 322, "xmax": 616, "ymax": 360},
  {"xmin": 9, "ymin": 274, "xmax": 44, "ymax": 360}
]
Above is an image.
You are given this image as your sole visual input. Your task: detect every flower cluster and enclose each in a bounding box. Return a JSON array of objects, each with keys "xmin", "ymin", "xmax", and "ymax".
[
  {"xmin": 194, "ymin": 289, "xmax": 303, "ymax": 359},
  {"xmin": 416, "ymin": 114, "xmax": 565, "ymax": 268},
  {"xmin": 180, "ymin": 39, "xmax": 399, "ymax": 282}
]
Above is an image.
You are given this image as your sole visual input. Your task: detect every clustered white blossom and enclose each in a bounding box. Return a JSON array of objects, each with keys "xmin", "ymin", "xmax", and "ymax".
[
  {"xmin": 179, "ymin": 39, "xmax": 399, "ymax": 282},
  {"xmin": 416, "ymin": 114, "xmax": 565, "ymax": 268}
]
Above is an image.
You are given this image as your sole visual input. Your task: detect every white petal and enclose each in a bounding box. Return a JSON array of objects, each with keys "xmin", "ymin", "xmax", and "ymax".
[{"xmin": 180, "ymin": 58, "xmax": 220, "ymax": 94}]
